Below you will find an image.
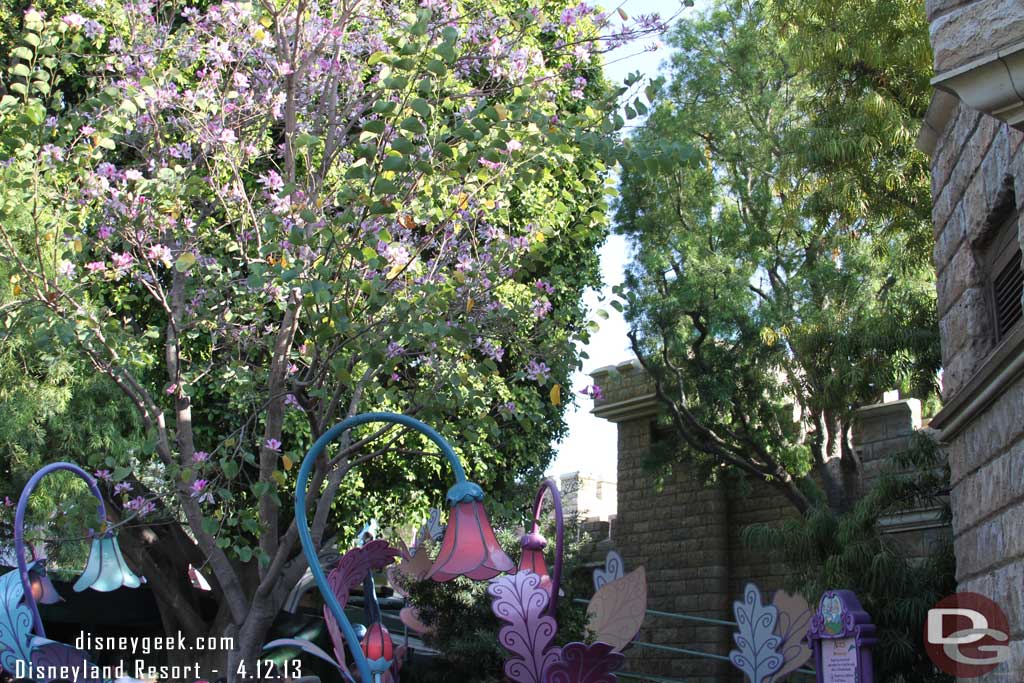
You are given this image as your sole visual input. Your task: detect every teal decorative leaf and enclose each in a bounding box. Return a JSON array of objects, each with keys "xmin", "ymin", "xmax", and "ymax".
[{"xmin": 0, "ymin": 569, "xmax": 35, "ymax": 676}]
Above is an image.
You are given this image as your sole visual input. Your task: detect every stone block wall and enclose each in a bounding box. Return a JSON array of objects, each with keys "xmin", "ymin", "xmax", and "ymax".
[
  {"xmin": 590, "ymin": 362, "xmax": 944, "ymax": 681},
  {"xmin": 927, "ymin": 0, "xmax": 1024, "ymax": 73},
  {"xmin": 923, "ymin": 18, "xmax": 1024, "ymax": 670}
]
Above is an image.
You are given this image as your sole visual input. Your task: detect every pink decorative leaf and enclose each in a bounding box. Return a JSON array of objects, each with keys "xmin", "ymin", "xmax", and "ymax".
[
  {"xmin": 488, "ymin": 571, "xmax": 561, "ymax": 683},
  {"xmin": 545, "ymin": 642, "xmax": 625, "ymax": 683},
  {"xmin": 768, "ymin": 590, "xmax": 813, "ymax": 683},
  {"xmin": 399, "ymin": 606, "xmax": 433, "ymax": 635},
  {"xmin": 586, "ymin": 567, "xmax": 647, "ymax": 651},
  {"xmin": 387, "ymin": 565, "xmax": 409, "ymax": 598}
]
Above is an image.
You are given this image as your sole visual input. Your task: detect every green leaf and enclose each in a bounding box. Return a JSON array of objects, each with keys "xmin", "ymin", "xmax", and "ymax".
[
  {"xmin": 221, "ymin": 459, "xmax": 239, "ymax": 479},
  {"xmin": 13, "ymin": 46, "xmax": 33, "ymax": 60},
  {"xmin": 201, "ymin": 517, "xmax": 219, "ymax": 535},
  {"xmin": 24, "ymin": 101, "xmax": 45, "ymax": 125},
  {"xmin": 174, "ymin": 253, "xmax": 197, "ymax": 272},
  {"xmin": 400, "ymin": 117, "xmax": 425, "ymax": 135},
  {"xmin": 11, "ymin": 63, "xmax": 31, "ymax": 79},
  {"xmin": 410, "ymin": 98, "xmax": 431, "ymax": 118}
]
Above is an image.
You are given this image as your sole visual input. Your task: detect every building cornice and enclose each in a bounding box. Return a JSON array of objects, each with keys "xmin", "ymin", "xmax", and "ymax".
[
  {"xmin": 931, "ymin": 40, "xmax": 1024, "ymax": 133},
  {"xmin": 590, "ymin": 359, "xmax": 662, "ymax": 423},
  {"xmin": 931, "ymin": 323, "xmax": 1024, "ymax": 439},
  {"xmin": 917, "ymin": 90, "xmax": 960, "ymax": 156}
]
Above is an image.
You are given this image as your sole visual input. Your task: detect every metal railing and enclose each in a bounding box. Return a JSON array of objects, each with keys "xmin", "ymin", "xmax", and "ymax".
[{"xmin": 573, "ymin": 598, "xmax": 817, "ymax": 683}]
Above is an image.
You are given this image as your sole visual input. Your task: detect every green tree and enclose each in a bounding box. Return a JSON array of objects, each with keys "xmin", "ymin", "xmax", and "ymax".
[
  {"xmin": 616, "ymin": 0, "xmax": 940, "ymax": 513},
  {"xmin": 0, "ymin": 0, "xmax": 664, "ymax": 676},
  {"xmin": 744, "ymin": 433, "xmax": 955, "ymax": 683}
]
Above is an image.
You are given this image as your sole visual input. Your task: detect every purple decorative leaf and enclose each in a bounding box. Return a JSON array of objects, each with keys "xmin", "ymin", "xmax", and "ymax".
[
  {"xmin": 29, "ymin": 637, "xmax": 103, "ymax": 683},
  {"xmin": 322, "ymin": 540, "xmax": 399, "ymax": 661},
  {"xmin": 487, "ymin": 571, "xmax": 561, "ymax": 683},
  {"xmin": 545, "ymin": 641, "xmax": 625, "ymax": 683},
  {"xmin": 326, "ymin": 540, "xmax": 400, "ymax": 607}
]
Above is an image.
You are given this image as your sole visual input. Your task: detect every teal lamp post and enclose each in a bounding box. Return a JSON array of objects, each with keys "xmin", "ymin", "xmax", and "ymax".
[{"xmin": 295, "ymin": 412, "xmax": 514, "ymax": 683}]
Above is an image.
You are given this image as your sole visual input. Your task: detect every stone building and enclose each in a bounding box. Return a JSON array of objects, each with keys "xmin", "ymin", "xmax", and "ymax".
[
  {"xmin": 558, "ymin": 470, "xmax": 617, "ymax": 523},
  {"xmin": 918, "ymin": 1, "xmax": 1024, "ymax": 679},
  {"xmin": 589, "ymin": 360, "xmax": 944, "ymax": 683}
]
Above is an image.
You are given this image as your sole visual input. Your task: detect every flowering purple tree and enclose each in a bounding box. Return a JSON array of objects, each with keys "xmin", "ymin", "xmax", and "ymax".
[{"xmin": 0, "ymin": 0, "xmax": 666, "ymax": 676}]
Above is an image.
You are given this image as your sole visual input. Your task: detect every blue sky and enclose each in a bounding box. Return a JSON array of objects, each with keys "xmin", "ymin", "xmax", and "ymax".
[{"xmin": 547, "ymin": 0, "xmax": 700, "ymax": 479}]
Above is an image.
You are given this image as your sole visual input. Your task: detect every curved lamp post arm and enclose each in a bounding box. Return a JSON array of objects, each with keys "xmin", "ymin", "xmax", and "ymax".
[
  {"xmin": 14, "ymin": 462, "xmax": 107, "ymax": 638},
  {"xmin": 530, "ymin": 478, "xmax": 564, "ymax": 616},
  {"xmin": 295, "ymin": 412, "xmax": 469, "ymax": 683}
]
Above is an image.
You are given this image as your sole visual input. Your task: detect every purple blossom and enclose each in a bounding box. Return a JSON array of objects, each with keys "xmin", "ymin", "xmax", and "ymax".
[
  {"xmin": 83, "ymin": 19, "xmax": 104, "ymax": 39},
  {"xmin": 111, "ymin": 252, "xmax": 134, "ymax": 270},
  {"xmin": 531, "ymin": 298, "xmax": 552, "ymax": 318},
  {"xmin": 534, "ymin": 280, "xmax": 555, "ymax": 295},
  {"xmin": 98, "ymin": 225, "xmax": 114, "ymax": 239},
  {"xmin": 94, "ymin": 469, "xmax": 112, "ymax": 482},
  {"xmin": 525, "ymin": 359, "xmax": 550, "ymax": 383},
  {"xmin": 85, "ymin": 261, "xmax": 106, "ymax": 272},
  {"xmin": 114, "ymin": 482, "xmax": 133, "ymax": 496},
  {"xmin": 146, "ymin": 244, "xmax": 173, "ymax": 266},
  {"xmin": 264, "ymin": 438, "xmax": 282, "ymax": 452},
  {"xmin": 125, "ymin": 496, "xmax": 155, "ymax": 517},
  {"xmin": 284, "ymin": 394, "xmax": 303, "ymax": 410},
  {"xmin": 386, "ymin": 341, "xmax": 405, "ymax": 358},
  {"xmin": 579, "ymin": 384, "xmax": 604, "ymax": 400},
  {"xmin": 193, "ymin": 451, "xmax": 209, "ymax": 463},
  {"xmin": 58, "ymin": 261, "xmax": 76, "ymax": 279},
  {"xmin": 62, "ymin": 13, "xmax": 86, "ymax": 28},
  {"xmin": 3, "ymin": 496, "xmax": 13, "ymax": 507},
  {"xmin": 124, "ymin": 169, "xmax": 143, "ymax": 181},
  {"xmin": 190, "ymin": 479, "xmax": 214, "ymax": 504}
]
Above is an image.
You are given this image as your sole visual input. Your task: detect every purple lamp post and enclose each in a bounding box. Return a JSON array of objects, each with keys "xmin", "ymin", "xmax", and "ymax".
[
  {"xmin": 1, "ymin": 461, "xmax": 144, "ymax": 681},
  {"xmin": 517, "ymin": 478, "xmax": 564, "ymax": 616},
  {"xmin": 13, "ymin": 462, "xmax": 142, "ymax": 637}
]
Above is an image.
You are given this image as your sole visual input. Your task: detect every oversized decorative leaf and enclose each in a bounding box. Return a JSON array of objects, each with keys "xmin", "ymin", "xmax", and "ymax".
[
  {"xmin": 29, "ymin": 637, "xmax": 103, "ymax": 683},
  {"xmin": 0, "ymin": 568, "xmax": 34, "ymax": 676},
  {"xmin": 488, "ymin": 571, "xmax": 561, "ymax": 683},
  {"xmin": 729, "ymin": 584, "xmax": 783, "ymax": 683},
  {"xmin": 545, "ymin": 642, "xmax": 625, "ymax": 683},
  {"xmin": 768, "ymin": 591, "xmax": 812, "ymax": 683},
  {"xmin": 592, "ymin": 550, "xmax": 624, "ymax": 591},
  {"xmin": 399, "ymin": 606, "xmax": 433, "ymax": 635},
  {"xmin": 395, "ymin": 545, "xmax": 431, "ymax": 580},
  {"xmin": 263, "ymin": 637, "xmax": 353, "ymax": 682},
  {"xmin": 325, "ymin": 540, "xmax": 399, "ymax": 610},
  {"xmin": 413, "ymin": 508, "xmax": 445, "ymax": 550},
  {"xmin": 586, "ymin": 567, "xmax": 646, "ymax": 651},
  {"xmin": 322, "ymin": 541, "xmax": 399, "ymax": 671}
]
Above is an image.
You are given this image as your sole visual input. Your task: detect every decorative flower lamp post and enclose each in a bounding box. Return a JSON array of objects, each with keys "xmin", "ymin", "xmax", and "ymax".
[
  {"xmin": 0, "ymin": 462, "xmax": 144, "ymax": 679},
  {"xmin": 516, "ymin": 478, "xmax": 564, "ymax": 615},
  {"xmin": 295, "ymin": 412, "xmax": 514, "ymax": 683}
]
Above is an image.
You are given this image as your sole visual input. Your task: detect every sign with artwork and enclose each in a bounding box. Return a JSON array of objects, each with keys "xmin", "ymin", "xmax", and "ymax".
[{"xmin": 808, "ymin": 590, "xmax": 876, "ymax": 683}]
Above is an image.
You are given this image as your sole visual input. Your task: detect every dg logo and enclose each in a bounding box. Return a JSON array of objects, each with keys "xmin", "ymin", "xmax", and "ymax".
[{"xmin": 925, "ymin": 592, "xmax": 1012, "ymax": 677}]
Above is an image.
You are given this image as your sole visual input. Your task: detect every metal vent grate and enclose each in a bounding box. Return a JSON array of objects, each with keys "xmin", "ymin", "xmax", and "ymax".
[{"xmin": 992, "ymin": 248, "xmax": 1023, "ymax": 339}]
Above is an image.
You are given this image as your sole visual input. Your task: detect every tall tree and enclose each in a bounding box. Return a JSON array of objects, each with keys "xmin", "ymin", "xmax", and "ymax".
[
  {"xmin": 0, "ymin": 0, "xmax": 665, "ymax": 676},
  {"xmin": 616, "ymin": 0, "xmax": 940, "ymax": 514}
]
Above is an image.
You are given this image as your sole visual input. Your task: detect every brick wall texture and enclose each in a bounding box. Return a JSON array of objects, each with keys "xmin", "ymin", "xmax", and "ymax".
[{"xmin": 929, "ymin": 95, "xmax": 1024, "ymax": 680}]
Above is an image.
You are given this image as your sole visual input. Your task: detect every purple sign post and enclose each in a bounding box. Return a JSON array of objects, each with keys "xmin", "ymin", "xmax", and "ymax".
[{"xmin": 808, "ymin": 590, "xmax": 876, "ymax": 683}]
